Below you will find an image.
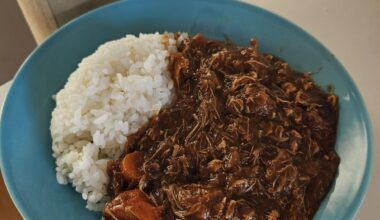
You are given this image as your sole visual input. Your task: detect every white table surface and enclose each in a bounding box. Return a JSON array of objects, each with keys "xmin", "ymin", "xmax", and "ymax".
[{"xmin": 1, "ymin": 0, "xmax": 379, "ymax": 219}]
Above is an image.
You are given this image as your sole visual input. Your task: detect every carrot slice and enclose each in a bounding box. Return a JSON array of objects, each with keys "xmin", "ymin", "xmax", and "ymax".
[{"xmin": 120, "ymin": 151, "xmax": 144, "ymax": 183}]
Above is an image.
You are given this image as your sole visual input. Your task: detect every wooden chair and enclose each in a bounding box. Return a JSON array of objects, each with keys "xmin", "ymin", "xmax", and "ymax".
[{"xmin": 17, "ymin": 0, "xmax": 115, "ymax": 44}]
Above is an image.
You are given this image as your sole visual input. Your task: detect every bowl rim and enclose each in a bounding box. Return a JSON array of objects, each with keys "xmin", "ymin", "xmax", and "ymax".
[{"xmin": 0, "ymin": 0, "xmax": 373, "ymax": 219}]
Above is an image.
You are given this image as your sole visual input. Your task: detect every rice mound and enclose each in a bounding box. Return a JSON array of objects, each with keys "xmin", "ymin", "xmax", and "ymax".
[{"xmin": 51, "ymin": 33, "xmax": 180, "ymax": 210}]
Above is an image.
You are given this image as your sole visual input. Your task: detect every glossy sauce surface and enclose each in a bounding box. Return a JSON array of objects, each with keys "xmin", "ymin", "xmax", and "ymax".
[{"xmin": 104, "ymin": 34, "xmax": 340, "ymax": 220}]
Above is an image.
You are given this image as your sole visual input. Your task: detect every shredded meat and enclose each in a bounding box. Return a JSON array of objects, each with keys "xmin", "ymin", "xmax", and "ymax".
[{"xmin": 103, "ymin": 34, "xmax": 340, "ymax": 220}]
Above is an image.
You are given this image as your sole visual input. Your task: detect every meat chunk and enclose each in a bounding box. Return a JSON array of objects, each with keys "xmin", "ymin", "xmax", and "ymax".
[
  {"xmin": 120, "ymin": 151, "xmax": 144, "ymax": 183},
  {"xmin": 164, "ymin": 184, "xmax": 224, "ymax": 219},
  {"xmin": 103, "ymin": 189, "xmax": 161, "ymax": 220}
]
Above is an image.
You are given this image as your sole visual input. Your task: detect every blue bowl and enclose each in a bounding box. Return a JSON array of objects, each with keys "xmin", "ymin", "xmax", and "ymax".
[{"xmin": 0, "ymin": 0, "xmax": 372, "ymax": 219}]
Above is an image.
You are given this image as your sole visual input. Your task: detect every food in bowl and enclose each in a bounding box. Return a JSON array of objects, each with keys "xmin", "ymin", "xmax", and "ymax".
[
  {"xmin": 51, "ymin": 33, "xmax": 180, "ymax": 210},
  {"xmin": 50, "ymin": 33, "xmax": 340, "ymax": 219}
]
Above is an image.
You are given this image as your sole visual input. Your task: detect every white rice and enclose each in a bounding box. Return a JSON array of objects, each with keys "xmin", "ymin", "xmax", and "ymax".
[{"xmin": 51, "ymin": 33, "xmax": 184, "ymax": 210}]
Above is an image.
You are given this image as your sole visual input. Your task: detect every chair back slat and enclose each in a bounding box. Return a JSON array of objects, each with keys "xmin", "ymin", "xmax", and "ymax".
[{"xmin": 17, "ymin": 0, "xmax": 114, "ymax": 44}]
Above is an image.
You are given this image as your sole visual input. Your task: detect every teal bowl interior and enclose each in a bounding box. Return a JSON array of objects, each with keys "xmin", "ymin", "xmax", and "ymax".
[{"xmin": 0, "ymin": 0, "xmax": 372, "ymax": 219}]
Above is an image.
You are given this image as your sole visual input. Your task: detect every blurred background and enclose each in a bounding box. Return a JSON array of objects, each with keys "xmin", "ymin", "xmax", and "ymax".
[
  {"xmin": 0, "ymin": 1, "xmax": 35, "ymax": 84},
  {"xmin": 0, "ymin": 0, "xmax": 379, "ymax": 219},
  {"xmin": 0, "ymin": 0, "xmax": 115, "ymax": 85}
]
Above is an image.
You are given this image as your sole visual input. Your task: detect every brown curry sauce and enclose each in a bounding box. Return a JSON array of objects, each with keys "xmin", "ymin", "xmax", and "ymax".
[{"xmin": 103, "ymin": 34, "xmax": 340, "ymax": 220}]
